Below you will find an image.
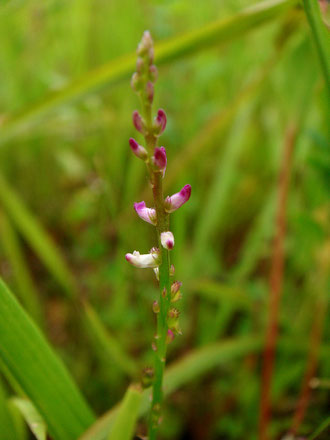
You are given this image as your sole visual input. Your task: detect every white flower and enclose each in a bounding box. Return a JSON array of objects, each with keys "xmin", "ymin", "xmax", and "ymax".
[
  {"xmin": 161, "ymin": 231, "xmax": 174, "ymax": 250},
  {"xmin": 125, "ymin": 249, "xmax": 160, "ymax": 268}
]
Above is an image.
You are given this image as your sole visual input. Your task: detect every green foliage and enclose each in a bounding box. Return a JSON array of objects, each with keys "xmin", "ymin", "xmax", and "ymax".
[
  {"xmin": 0, "ymin": 0, "xmax": 328, "ymax": 439},
  {"xmin": 0, "ymin": 278, "xmax": 95, "ymax": 440}
]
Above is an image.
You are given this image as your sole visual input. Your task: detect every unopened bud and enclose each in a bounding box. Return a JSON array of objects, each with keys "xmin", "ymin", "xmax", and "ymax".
[
  {"xmin": 152, "ymin": 301, "xmax": 160, "ymax": 314},
  {"xmin": 152, "ymin": 146, "xmax": 167, "ymax": 175},
  {"xmin": 166, "ymin": 329, "xmax": 175, "ymax": 344},
  {"xmin": 132, "ymin": 110, "xmax": 145, "ymax": 134},
  {"xmin": 153, "ymin": 109, "xmax": 167, "ymax": 135},
  {"xmin": 129, "ymin": 138, "xmax": 148, "ymax": 160},
  {"xmin": 167, "ymin": 308, "xmax": 181, "ymax": 334},
  {"xmin": 141, "ymin": 366, "xmax": 154, "ymax": 388},
  {"xmin": 160, "ymin": 231, "xmax": 174, "ymax": 250},
  {"xmin": 171, "ymin": 281, "xmax": 182, "ymax": 302},
  {"xmin": 149, "ymin": 64, "xmax": 158, "ymax": 82},
  {"xmin": 146, "ymin": 81, "xmax": 154, "ymax": 103},
  {"xmin": 137, "ymin": 31, "xmax": 153, "ymax": 57},
  {"xmin": 136, "ymin": 57, "xmax": 144, "ymax": 74},
  {"xmin": 170, "ymin": 264, "xmax": 175, "ymax": 276},
  {"xmin": 131, "ymin": 72, "xmax": 141, "ymax": 92}
]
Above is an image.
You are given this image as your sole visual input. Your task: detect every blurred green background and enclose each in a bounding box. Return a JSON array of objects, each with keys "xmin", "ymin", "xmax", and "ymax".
[{"xmin": 0, "ymin": 0, "xmax": 329, "ymax": 439}]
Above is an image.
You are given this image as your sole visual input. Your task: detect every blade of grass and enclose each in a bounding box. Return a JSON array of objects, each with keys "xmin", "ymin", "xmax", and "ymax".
[
  {"xmin": 80, "ymin": 336, "xmax": 262, "ymax": 440},
  {"xmin": 0, "ymin": 211, "xmax": 44, "ymax": 325},
  {"xmin": 83, "ymin": 302, "xmax": 138, "ymax": 379},
  {"xmin": 0, "ymin": 278, "xmax": 95, "ymax": 440},
  {"xmin": 0, "ymin": 173, "xmax": 77, "ymax": 297},
  {"xmin": 11, "ymin": 398, "xmax": 47, "ymax": 440},
  {"xmin": 308, "ymin": 417, "xmax": 330, "ymax": 440},
  {"xmin": 302, "ymin": 0, "xmax": 330, "ymax": 94},
  {"xmin": 0, "ymin": 377, "xmax": 19, "ymax": 440},
  {"xmin": 0, "ymin": 0, "xmax": 298, "ymax": 145},
  {"xmin": 107, "ymin": 386, "xmax": 142, "ymax": 440}
]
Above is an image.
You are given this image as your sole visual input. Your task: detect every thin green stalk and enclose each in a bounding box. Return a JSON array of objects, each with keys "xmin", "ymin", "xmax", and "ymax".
[{"xmin": 302, "ymin": 0, "xmax": 330, "ymax": 94}]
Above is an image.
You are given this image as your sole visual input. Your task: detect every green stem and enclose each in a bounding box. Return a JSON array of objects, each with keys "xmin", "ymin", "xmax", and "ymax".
[
  {"xmin": 141, "ymin": 95, "xmax": 171, "ymax": 439},
  {"xmin": 302, "ymin": 0, "xmax": 330, "ymax": 95}
]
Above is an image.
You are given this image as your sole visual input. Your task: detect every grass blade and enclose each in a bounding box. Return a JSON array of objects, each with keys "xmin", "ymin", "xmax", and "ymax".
[
  {"xmin": 107, "ymin": 386, "xmax": 142, "ymax": 440},
  {"xmin": 0, "ymin": 378, "xmax": 20, "ymax": 440},
  {"xmin": 0, "ymin": 173, "xmax": 76, "ymax": 297},
  {"xmin": 0, "ymin": 278, "xmax": 95, "ymax": 440},
  {"xmin": 0, "ymin": 211, "xmax": 44, "ymax": 324},
  {"xmin": 80, "ymin": 336, "xmax": 261, "ymax": 440},
  {"xmin": 11, "ymin": 398, "xmax": 47, "ymax": 440},
  {"xmin": 0, "ymin": 0, "xmax": 297, "ymax": 145}
]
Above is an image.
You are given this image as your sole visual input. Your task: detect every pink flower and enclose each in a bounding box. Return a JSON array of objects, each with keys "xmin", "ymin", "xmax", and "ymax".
[
  {"xmin": 129, "ymin": 138, "xmax": 148, "ymax": 160},
  {"xmin": 165, "ymin": 184, "xmax": 191, "ymax": 213},
  {"xmin": 160, "ymin": 231, "xmax": 174, "ymax": 250},
  {"xmin": 125, "ymin": 249, "xmax": 160, "ymax": 268},
  {"xmin": 154, "ymin": 109, "xmax": 167, "ymax": 135},
  {"xmin": 153, "ymin": 147, "xmax": 167, "ymax": 176},
  {"xmin": 134, "ymin": 201, "xmax": 157, "ymax": 225},
  {"xmin": 132, "ymin": 110, "xmax": 145, "ymax": 134}
]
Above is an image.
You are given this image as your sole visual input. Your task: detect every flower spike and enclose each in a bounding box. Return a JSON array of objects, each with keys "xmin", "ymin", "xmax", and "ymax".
[
  {"xmin": 165, "ymin": 184, "xmax": 191, "ymax": 213},
  {"xmin": 129, "ymin": 138, "xmax": 148, "ymax": 160},
  {"xmin": 134, "ymin": 201, "xmax": 157, "ymax": 225},
  {"xmin": 161, "ymin": 231, "xmax": 174, "ymax": 250},
  {"xmin": 125, "ymin": 249, "xmax": 160, "ymax": 268}
]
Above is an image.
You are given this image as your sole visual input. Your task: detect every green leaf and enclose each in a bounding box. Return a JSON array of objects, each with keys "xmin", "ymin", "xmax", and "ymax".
[
  {"xmin": 0, "ymin": 173, "xmax": 76, "ymax": 297},
  {"xmin": 107, "ymin": 386, "xmax": 142, "ymax": 440},
  {"xmin": 0, "ymin": 211, "xmax": 44, "ymax": 325},
  {"xmin": 0, "ymin": 278, "xmax": 95, "ymax": 440},
  {"xmin": 80, "ymin": 336, "xmax": 261, "ymax": 440},
  {"xmin": 0, "ymin": 378, "xmax": 19, "ymax": 440},
  {"xmin": 0, "ymin": 0, "xmax": 298, "ymax": 145},
  {"xmin": 11, "ymin": 398, "xmax": 47, "ymax": 440}
]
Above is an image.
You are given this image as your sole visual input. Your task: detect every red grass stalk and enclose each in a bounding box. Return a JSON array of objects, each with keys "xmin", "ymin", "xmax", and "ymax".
[
  {"xmin": 258, "ymin": 123, "xmax": 297, "ymax": 440},
  {"xmin": 289, "ymin": 251, "xmax": 328, "ymax": 436}
]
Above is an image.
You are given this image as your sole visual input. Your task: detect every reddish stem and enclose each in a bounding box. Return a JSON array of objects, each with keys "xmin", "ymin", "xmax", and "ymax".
[{"xmin": 258, "ymin": 124, "xmax": 297, "ymax": 440}]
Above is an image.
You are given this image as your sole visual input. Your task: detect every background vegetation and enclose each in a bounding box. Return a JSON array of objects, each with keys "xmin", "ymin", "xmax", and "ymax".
[{"xmin": 0, "ymin": 0, "xmax": 329, "ymax": 439}]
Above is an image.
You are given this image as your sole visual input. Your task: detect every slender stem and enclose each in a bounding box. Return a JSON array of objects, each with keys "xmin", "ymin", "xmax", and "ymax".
[
  {"xmin": 140, "ymin": 96, "xmax": 171, "ymax": 440},
  {"xmin": 258, "ymin": 123, "xmax": 297, "ymax": 440}
]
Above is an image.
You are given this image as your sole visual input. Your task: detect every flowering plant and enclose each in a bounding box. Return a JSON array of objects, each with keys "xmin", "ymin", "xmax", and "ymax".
[{"xmin": 125, "ymin": 31, "xmax": 191, "ymax": 439}]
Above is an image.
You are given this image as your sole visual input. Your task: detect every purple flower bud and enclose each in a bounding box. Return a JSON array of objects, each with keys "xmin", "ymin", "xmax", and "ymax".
[
  {"xmin": 154, "ymin": 109, "xmax": 167, "ymax": 135},
  {"xmin": 132, "ymin": 110, "xmax": 145, "ymax": 134},
  {"xmin": 161, "ymin": 231, "xmax": 174, "ymax": 250},
  {"xmin": 134, "ymin": 201, "xmax": 157, "ymax": 225},
  {"xmin": 166, "ymin": 329, "xmax": 175, "ymax": 344},
  {"xmin": 125, "ymin": 249, "xmax": 160, "ymax": 268},
  {"xmin": 136, "ymin": 57, "xmax": 144, "ymax": 74},
  {"xmin": 137, "ymin": 30, "xmax": 153, "ymax": 56},
  {"xmin": 153, "ymin": 147, "xmax": 167, "ymax": 176},
  {"xmin": 129, "ymin": 138, "xmax": 148, "ymax": 160},
  {"xmin": 146, "ymin": 81, "xmax": 154, "ymax": 103},
  {"xmin": 165, "ymin": 184, "xmax": 191, "ymax": 213},
  {"xmin": 149, "ymin": 65, "xmax": 158, "ymax": 82}
]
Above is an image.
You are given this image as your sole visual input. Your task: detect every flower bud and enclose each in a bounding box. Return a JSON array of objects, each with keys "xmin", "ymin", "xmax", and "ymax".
[
  {"xmin": 125, "ymin": 249, "xmax": 160, "ymax": 268},
  {"xmin": 130, "ymin": 72, "xmax": 141, "ymax": 92},
  {"xmin": 160, "ymin": 231, "xmax": 174, "ymax": 250},
  {"xmin": 129, "ymin": 138, "xmax": 148, "ymax": 160},
  {"xmin": 136, "ymin": 57, "xmax": 144, "ymax": 74},
  {"xmin": 152, "ymin": 147, "xmax": 167, "ymax": 175},
  {"xmin": 134, "ymin": 201, "xmax": 157, "ymax": 225},
  {"xmin": 146, "ymin": 81, "xmax": 154, "ymax": 103},
  {"xmin": 165, "ymin": 184, "xmax": 191, "ymax": 213},
  {"xmin": 149, "ymin": 65, "xmax": 158, "ymax": 82},
  {"xmin": 153, "ymin": 109, "xmax": 167, "ymax": 135},
  {"xmin": 137, "ymin": 30, "xmax": 153, "ymax": 57},
  {"xmin": 141, "ymin": 366, "xmax": 154, "ymax": 388},
  {"xmin": 132, "ymin": 110, "xmax": 145, "ymax": 134},
  {"xmin": 171, "ymin": 281, "xmax": 182, "ymax": 303},
  {"xmin": 166, "ymin": 329, "xmax": 175, "ymax": 344},
  {"xmin": 152, "ymin": 301, "xmax": 160, "ymax": 314},
  {"xmin": 167, "ymin": 308, "xmax": 181, "ymax": 335},
  {"xmin": 170, "ymin": 264, "xmax": 175, "ymax": 276}
]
